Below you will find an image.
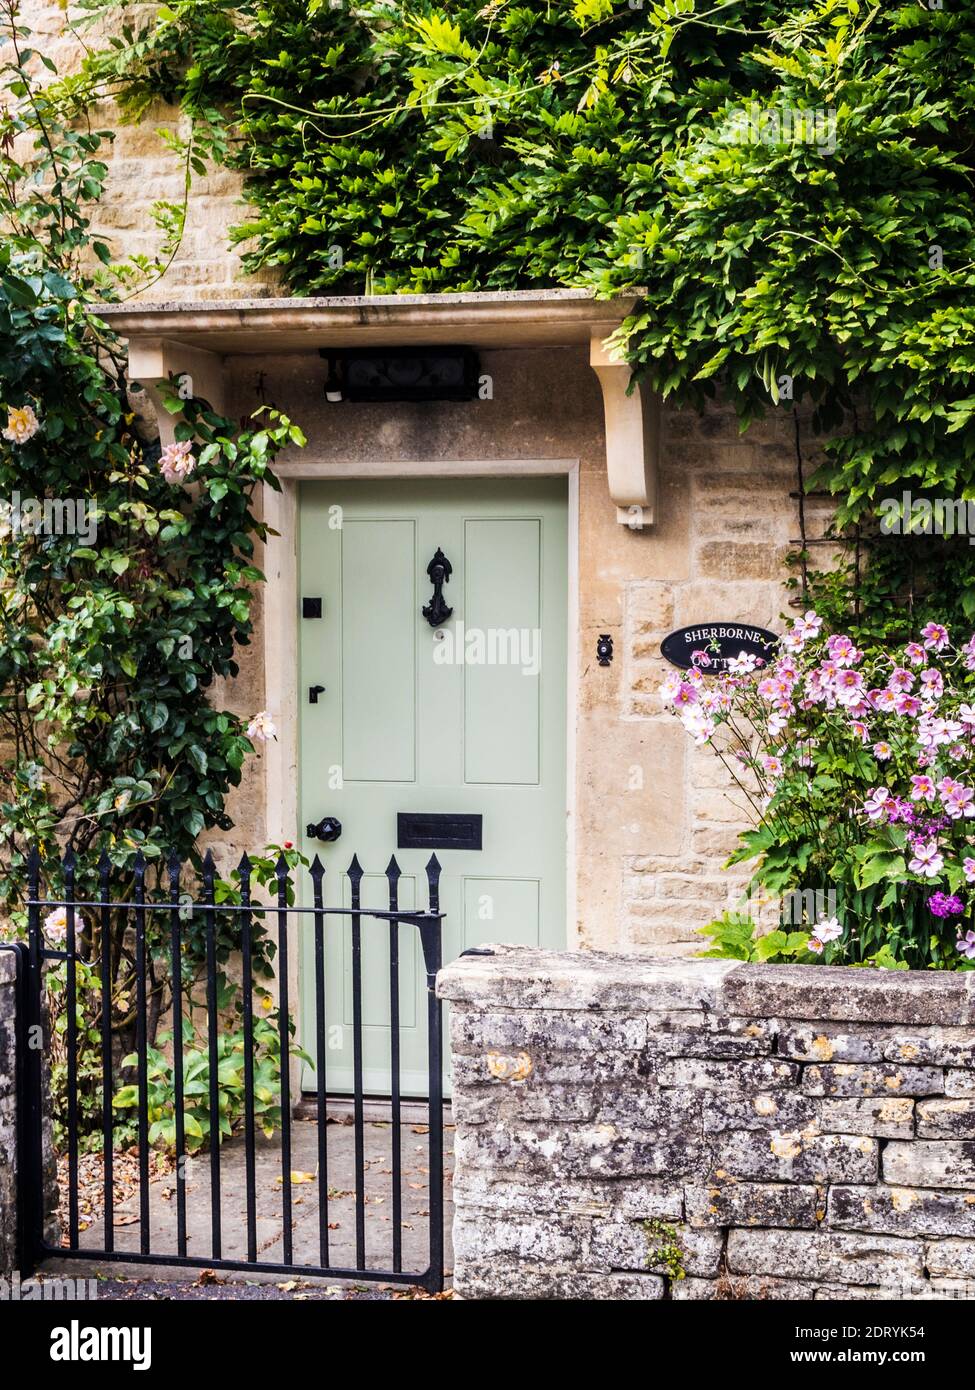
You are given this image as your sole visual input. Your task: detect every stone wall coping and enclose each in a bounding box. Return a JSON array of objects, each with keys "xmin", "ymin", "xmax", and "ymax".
[
  {"xmin": 0, "ymin": 950, "xmax": 16, "ymax": 984},
  {"xmin": 97, "ymin": 290, "xmax": 643, "ymax": 356},
  {"xmin": 437, "ymin": 944, "xmax": 975, "ymax": 1026}
]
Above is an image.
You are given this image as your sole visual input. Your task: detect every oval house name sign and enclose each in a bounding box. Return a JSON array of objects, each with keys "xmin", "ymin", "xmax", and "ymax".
[{"xmin": 660, "ymin": 622, "xmax": 779, "ymax": 672}]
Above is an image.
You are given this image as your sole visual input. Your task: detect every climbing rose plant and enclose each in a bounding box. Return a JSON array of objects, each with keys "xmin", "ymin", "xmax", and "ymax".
[
  {"xmin": 663, "ymin": 616, "xmax": 975, "ymax": 971},
  {"xmin": 0, "ymin": 2, "xmax": 305, "ymax": 913},
  {"xmin": 0, "ymin": 2, "xmax": 311, "ymax": 1148}
]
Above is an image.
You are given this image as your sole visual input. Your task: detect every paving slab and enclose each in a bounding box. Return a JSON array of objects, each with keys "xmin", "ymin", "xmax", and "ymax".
[{"xmin": 45, "ymin": 1115, "xmax": 454, "ymax": 1294}]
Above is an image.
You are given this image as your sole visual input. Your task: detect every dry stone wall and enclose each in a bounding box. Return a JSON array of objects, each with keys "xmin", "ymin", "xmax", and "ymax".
[{"xmin": 438, "ymin": 945, "xmax": 975, "ymax": 1300}]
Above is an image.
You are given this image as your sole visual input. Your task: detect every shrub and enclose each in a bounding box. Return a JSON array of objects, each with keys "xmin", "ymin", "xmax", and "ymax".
[
  {"xmin": 664, "ymin": 613, "xmax": 975, "ymax": 969},
  {"xmin": 113, "ymin": 1015, "xmax": 312, "ymax": 1154}
]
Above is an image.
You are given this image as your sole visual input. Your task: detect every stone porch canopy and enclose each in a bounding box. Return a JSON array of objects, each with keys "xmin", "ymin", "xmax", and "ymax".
[{"xmin": 99, "ymin": 288, "xmax": 660, "ymax": 524}]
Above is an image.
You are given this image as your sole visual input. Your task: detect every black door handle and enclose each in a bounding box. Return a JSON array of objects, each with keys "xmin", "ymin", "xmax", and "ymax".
[
  {"xmin": 306, "ymin": 816, "xmax": 342, "ymax": 842},
  {"xmin": 309, "ymin": 684, "xmax": 326, "ymax": 704}
]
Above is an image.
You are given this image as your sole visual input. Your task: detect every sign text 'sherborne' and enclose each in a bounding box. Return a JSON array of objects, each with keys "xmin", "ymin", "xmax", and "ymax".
[{"xmin": 660, "ymin": 622, "xmax": 779, "ymax": 671}]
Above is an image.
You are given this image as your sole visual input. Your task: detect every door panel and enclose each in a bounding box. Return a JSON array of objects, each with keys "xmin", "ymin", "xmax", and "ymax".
[
  {"xmin": 341, "ymin": 519, "xmax": 416, "ymax": 782},
  {"xmin": 463, "ymin": 877, "xmax": 541, "ymax": 950},
  {"xmin": 464, "ymin": 518, "xmax": 541, "ymax": 785},
  {"xmin": 299, "ymin": 477, "xmax": 568, "ymax": 1094}
]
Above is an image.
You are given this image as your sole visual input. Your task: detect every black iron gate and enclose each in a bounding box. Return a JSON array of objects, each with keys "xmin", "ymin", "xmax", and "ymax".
[{"xmin": 12, "ymin": 846, "xmax": 445, "ymax": 1292}]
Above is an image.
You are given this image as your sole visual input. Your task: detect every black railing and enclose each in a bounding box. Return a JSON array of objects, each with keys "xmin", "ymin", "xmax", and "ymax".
[{"xmin": 17, "ymin": 845, "xmax": 446, "ymax": 1291}]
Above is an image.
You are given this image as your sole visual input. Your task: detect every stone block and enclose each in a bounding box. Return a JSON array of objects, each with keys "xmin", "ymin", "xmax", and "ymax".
[
  {"xmin": 882, "ymin": 1031, "xmax": 975, "ymax": 1068},
  {"xmin": 658, "ymin": 1058, "xmax": 799, "ymax": 1090},
  {"xmin": 829, "ymin": 1186, "xmax": 975, "ymax": 1239},
  {"xmin": 923, "ymin": 1238, "xmax": 975, "ymax": 1279},
  {"xmin": 453, "ymin": 1121, "xmax": 707, "ymax": 1181},
  {"xmin": 589, "ymin": 1220, "xmax": 723, "ymax": 1278},
  {"xmin": 777, "ymin": 1027, "xmax": 886, "ymax": 1064},
  {"xmin": 696, "ymin": 541, "xmax": 789, "ymax": 582},
  {"xmin": 713, "ymin": 1130, "xmax": 877, "ymax": 1184},
  {"xmin": 451, "ymin": 1008, "xmax": 648, "ymax": 1054},
  {"xmin": 721, "ymin": 963, "xmax": 975, "ymax": 1025},
  {"xmin": 916, "ymin": 1099, "xmax": 975, "ymax": 1140},
  {"xmin": 593, "ymin": 1086, "xmax": 705, "ymax": 1132},
  {"xmin": 643, "ymin": 1014, "xmax": 774, "ymax": 1060},
  {"xmin": 703, "ymin": 1091, "xmax": 819, "ymax": 1133},
  {"xmin": 802, "ymin": 1064, "xmax": 943, "ymax": 1098},
  {"xmin": 452, "ymin": 1173, "xmax": 683, "ymax": 1222},
  {"xmin": 453, "ymin": 1210, "xmax": 583, "ymax": 1265},
  {"xmin": 437, "ymin": 947, "xmax": 741, "ymax": 1013},
  {"xmin": 677, "ymin": 1275, "xmax": 818, "ymax": 1300},
  {"xmin": 685, "ymin": 1182, "xmax": 820, "ymax": 1230},
  {"xmin": 883, "ymin": 1141, "xmax": 975, "ymax": 1190},
  {"xmin": 454, "ymin": 1264, "xmax": 665, "ymax": 1300},
  {"xmin": 818, "ymin": 1097, "xmax": 915, "ymax": 1140},
  {"xmin": 727, "ymin": 1228, "xmax": 924, "ymax": 1286}
]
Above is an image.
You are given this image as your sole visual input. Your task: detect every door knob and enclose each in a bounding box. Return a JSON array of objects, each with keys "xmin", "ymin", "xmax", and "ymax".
[{"xmin": 306, "ymin": 816, "xmax": 342, "ymax": 842}]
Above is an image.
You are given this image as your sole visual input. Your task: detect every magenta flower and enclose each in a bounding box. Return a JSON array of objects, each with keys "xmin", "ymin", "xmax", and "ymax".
[
  {"xmin": 904, "ymin": 642, "xmax": 927, "ymax": 667},
  {"xmin": 910, "ymin": 774, "xmax": 935, "ymax": 802},
  {"xmin": 827, "ymin": 634, "xmax": 860, "ymax": 667},
  {"xmin": 672, "ymin": 683, "xmax": 699, "ymax": 709},
  {"xmin": 834, "ymin": 669, "xmax": 864, "ymax": 705},
  {"xmin": 872, "ymin": 741, "xmax": 892, "ymax": 761},
  {"xmin": 920, "ymin": 669, "xmax": 944, "ymax": 701},
  {"xmin": 909, "ymin": 840, "xmax": 944, "ymax": 877},
  {"xmin": 956, "ymin": 931, "xmax": 975, "ymax": 960},
  {"xmin": 895, "ymin": 694, "xmax": 922, "ymax": 717},
  {"xmin": 863, "ymin": 787, "xmax": 891, "ymax": 821},
  {"xmin": 964, "ymin": 857, "xmax": 975, "ymax": 884},
  {"xmin": 921, "ymin": 622, "xmax": 949, "ymax": 652},
  {"xmin": 888, "ymin": 667, "xmax": 914, "ymax": 693},
  {"xmin": 795, "ymin": 611, "xmax": 823, "ymax": 641},
  {"xmin": 943, "ymin": 785, "xmax": 975, "ymax": 820},
  {"xmin": 929, "ymin": 892, "xmax": 964, "ymax": 918}
]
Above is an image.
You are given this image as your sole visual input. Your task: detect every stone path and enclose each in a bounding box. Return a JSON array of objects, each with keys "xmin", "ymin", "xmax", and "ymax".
[{"xmin": 44, "ymin": 1113, "xmax": 454, "ymax": 1297}]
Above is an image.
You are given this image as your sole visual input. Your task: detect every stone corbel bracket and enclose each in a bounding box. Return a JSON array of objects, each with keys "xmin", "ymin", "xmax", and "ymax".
[
  {"xmin": 589, "ymin": 333, "xmax": 661, "ymax": 527},
  {"xmin": 124, "ymin": 337, "xmax": 227, "ymax": 449}
]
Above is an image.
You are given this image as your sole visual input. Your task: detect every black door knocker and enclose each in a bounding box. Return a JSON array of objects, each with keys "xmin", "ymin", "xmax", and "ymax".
[{"xmin": 422, "ymin": 547, "xmax": 453, "ymax": 628}]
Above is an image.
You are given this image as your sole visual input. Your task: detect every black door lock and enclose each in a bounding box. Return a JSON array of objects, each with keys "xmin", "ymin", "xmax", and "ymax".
[
  {"xmin": 306, "ymin": 816, "xmax": 342, "ymax": 842},
  {"xmin": 309, "ymin": 684, "xmax": 326, "ymax": 704}
]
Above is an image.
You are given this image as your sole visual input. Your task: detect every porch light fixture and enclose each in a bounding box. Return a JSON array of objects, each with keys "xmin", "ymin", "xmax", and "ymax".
[{"xmin": 319, "ymin": 347, "xmax": 480, "ymax": 403}]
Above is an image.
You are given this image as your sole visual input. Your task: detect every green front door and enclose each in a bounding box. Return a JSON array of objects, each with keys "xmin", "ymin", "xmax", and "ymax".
[{"xmin": 298, "ymin": 477, "xmax": 568, "ymax": 1094}]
